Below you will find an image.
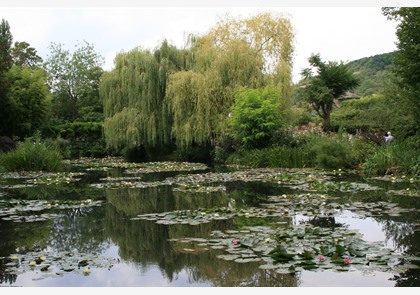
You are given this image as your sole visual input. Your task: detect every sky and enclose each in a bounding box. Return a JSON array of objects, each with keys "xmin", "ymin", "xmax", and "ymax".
[{"xmin": 0, "ymin": 0, "xmax": 417, "ymax": 83}]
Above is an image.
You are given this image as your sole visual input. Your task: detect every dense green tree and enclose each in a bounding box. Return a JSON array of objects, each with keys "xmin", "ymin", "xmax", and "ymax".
[
  {"xmin": 100, "ymin": 41, "xmax": 189, "ymax": 155},
  {"xmin": 299, "ymin": 53, "xmax": 359, "ymax": 131},
  {"xmin": 228, "ymin": 86, "xmax": 287, "ymax": 150},
  {"xmin": 11, "ymin": 41, "xmax": 43, "ymax": 68},
  {"xmin": 167, "ymin": 12, "xmax": 294, "ymax": 150},
  {"xmin": 5, "ymin": 65, "xmax": 50, "ymax": 138},
  {"xmin": 382, "ymin": 7, "xmax": 420, "ymax": 134},
  {"xmin": 0, "ymin": 19, "xmax": 13, "ymax": 73},
  {"xmin": 44, "ymin": 41, "xmax": 104, "ymax": 122},
  {"xmin": 0, "ymin": 19, "xmax": 13, "ymax": 136},
  {"xmin": 101, "ymin": 12, "xmax": 294, "ymax": 158}
]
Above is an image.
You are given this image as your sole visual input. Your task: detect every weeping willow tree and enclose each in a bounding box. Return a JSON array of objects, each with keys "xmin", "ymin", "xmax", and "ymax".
[
  {"xmin": 100, "ymin": 41, "xmax": 190, "ymax": 154},
  {"xmin": 166, "ymin": 11, "xmax": 295, "ymax": 150}
]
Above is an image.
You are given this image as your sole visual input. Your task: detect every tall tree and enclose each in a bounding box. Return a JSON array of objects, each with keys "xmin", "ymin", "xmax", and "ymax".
[
  {"xmin": 44, "ymin": 41, "xmax": 104, "ymax": 122},
  {"xmin": 0, "ymin": 19, "xmax": 13, "ymax": 136},
  {"xmin": 11, "ymin": 41, "xmax": 43, "ymax": 67},
  {"xmin": 6, "ymin": 65, "xmax": 50, "ymax": 138},
  {"xmin": 382, "ymin": 7, "xmax": 420, "ymax": 132},
  {"xmin": 100, "ymin": 41, "xmax": 189, "ymax": 154},
  {"xmin": 300, "ymin": 53, "xmax": 359, "ymax": 131},
  {"xmin": 167, "ymin": 11, "xmax": 294, "ymax": 150},
  {"xmin": 0, "ymin": 20, "xmax": 49, "ymax": 139},
  {"xmin": 0, "ymin": 19, "xmax": 13, "ymax": 73}
]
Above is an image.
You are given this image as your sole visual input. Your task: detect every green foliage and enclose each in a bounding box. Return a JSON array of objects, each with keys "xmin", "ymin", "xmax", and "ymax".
[
  {"xmin": 5, "ymin": 65, "xmax": 51, "ymax": 139},
  {"xmin": 0, "ymin": 19, "xmax": 14, "ymax": 136},
  {"xmin": 0, "ymin": 19, "xmax": 13, "ymax": 73},
  {"xmin": 11, "ymin": 41, "xmax": 43, "ymax": 68},
  {"xmin": 383, "ymin": 7, "xmax": 420, "ymax": 133},
  {"xmin": 299, "ymin": 53, "xmax": 359, "ymax": 131},
  {"xmin": 229, "ymin": 86, "xmax": 286, "ymax": 150},
  {"xmin": 226, "ymin": 145, "xmax": 314, "ymax": 168},
  {"xmin": 44, "ymin": 41, "xmax": 104, "ymax": 122},
  {"xmin": 332, "ymin": 86, "xmax": 417, "ymax": 141},
  {"xmin": 363, "ymin": 142, "xmax": 420, "ymax": 176},
  {"xmin": 346, "ymin": 52, "xmax": 395, "ymax": 96},
  {"xmin": 307, "ymin": 136, "xmax": 357, "ymax": 169},
  {"xmin": 122, "ymin": 145, "xmax": 149, "ymax": 163},
  {"xmin": 167, "ymin": 41, "xmax": 264, "ymax": 150},
  {"xmin": 101, "ymin": 41, "xmax": 188, "ymax": 155},
  {"xmin": 0, "ymin": 132, "xmax": 67, "ymax": 172},
  {"xmin": 168, "ymin": 12, "xmax": 294, "ymax": 151},
  {"xmin": 54, "ymin": 121, "xmax": 107, "ymax": 158}
]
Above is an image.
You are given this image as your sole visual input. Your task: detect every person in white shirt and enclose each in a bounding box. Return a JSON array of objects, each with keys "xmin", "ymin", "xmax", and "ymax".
[{"xmin": 384, "ymin": 131, "xmax": 394, "ymax": 144}]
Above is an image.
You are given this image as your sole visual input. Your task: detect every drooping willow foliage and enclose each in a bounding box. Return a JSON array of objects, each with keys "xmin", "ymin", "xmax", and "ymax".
[
  {"xmin": 166, "ymin": 11, "xmax": 295, "ymax": 149},
  {"xmin": 166, "ymin": 42, "xmax": 265, "ymax": 149},
  {"xmin": 100, "ymin": 12, "xmax": 294, "ymax": 156},
  {"xmin": 100, "ymin": 41, "xmax": 190, "ymax": 152}
]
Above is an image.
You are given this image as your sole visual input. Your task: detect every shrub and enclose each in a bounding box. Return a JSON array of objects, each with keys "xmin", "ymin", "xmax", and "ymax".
[
  {"xmin": 363, "ymin": 142, "xmax": 420, "ymax": 176},
  {"xmin": 308, "ymin": 136, "xmax": 357, "ymax": 169},
  {"xmin": 229, "ymin": 86, "xmax": 287, "ymax": 150},
  {"xmin": 226, "ymin": 146, "xmax": 314, "ymax": 168},
  {"xmin": 43, "ymin": 121, "xmax": 107, "ymax": 158},
  {"xmin": 0, "ymin": 133, "xmax": 68, "ymax": 172}
]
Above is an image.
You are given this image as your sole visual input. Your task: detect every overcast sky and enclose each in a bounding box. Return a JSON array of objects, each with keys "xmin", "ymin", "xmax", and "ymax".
[{"xmin": 0, "ymin": 1, "xmax": 416, "ymax": 82}]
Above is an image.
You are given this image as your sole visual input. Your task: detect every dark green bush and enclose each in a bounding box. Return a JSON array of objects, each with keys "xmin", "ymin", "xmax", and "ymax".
[
  {"xmin": 53, "ymin": 122, "xmax": 107, "ymax": 158},
  {"xmin": 0, "ymin": 133, "xmax": 68, "ymax": 172},
  {"xmin": 308, "ymin": 137, "xmax": 357, "ymax": 169},
  {"xmin": 363, "ymin": 142, "xmax": 420, "ymax": 176},
  {"xmin": 226, "ymin": 146, "xmax": 314, "ymax": 168}
]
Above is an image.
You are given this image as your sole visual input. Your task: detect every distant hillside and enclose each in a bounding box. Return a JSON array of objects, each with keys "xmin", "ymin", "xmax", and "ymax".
[{"xmin": 347, "ymin": 52, "xmax": 395, "ymax": 97}]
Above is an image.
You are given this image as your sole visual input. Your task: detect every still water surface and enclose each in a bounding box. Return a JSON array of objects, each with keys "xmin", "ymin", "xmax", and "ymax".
[{"xmin": 0, "ymin": 158, "xmax": 419, "ymax": 287}]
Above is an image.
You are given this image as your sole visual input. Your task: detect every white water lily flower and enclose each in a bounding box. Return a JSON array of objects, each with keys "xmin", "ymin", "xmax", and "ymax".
[
  {"xmin": 83, "ymin": 268, "xmax": 91, "ymax": 274},
  {"xmin": 29, "ymin": 261, "xmax": 36, "ymax": 266}
]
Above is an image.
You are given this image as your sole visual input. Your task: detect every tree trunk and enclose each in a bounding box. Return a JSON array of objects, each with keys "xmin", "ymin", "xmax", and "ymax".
[{"xmin": 323, "ymin": 109, "xmax": 331, "ymax": 132}]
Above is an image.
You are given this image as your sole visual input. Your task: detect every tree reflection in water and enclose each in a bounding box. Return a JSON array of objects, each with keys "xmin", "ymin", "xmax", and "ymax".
[{"xmin": 0, "ymin": 159, "xmax": 418, "ymax": 286}]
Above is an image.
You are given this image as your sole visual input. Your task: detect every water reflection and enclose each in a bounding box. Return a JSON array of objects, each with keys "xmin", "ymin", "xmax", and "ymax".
[{"xmin": 0, "ymin": 161, "xmax": 419, "ymax": 287}]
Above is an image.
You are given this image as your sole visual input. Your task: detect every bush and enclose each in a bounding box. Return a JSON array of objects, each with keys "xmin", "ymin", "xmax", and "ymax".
[
  {"xmin": 226, "ymin": 146, "xmax": 314, "ymax": 168},
  {"xmin": 307, "ymin": 136, "xmax": 357, "ymax": 169},
  {"xmin": 44, "ymin": 121, "xmax": 107, "ymax": 158},
  {"xmin": 229, "ymin": 86, "xmax": 287, "ymax": 150},
  {"xmin": 122, "ymin": 145, "xmax": 149, "ymax": 163},
  {"xmin": 0, "ymin": 133, "xmax": 68, "ymax": 172},
  {"xmin": 363, "ymin": 142, "xmax": 420, "ymax": 176}
]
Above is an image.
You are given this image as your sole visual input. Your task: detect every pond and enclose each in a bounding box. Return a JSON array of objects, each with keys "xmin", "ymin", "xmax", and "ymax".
[{"xmin": 0, "ymin": 157, "xmax": 419, "ymax": 287}]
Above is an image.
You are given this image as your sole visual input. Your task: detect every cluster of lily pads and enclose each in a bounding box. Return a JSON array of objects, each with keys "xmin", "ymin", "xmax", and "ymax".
[
  {"xmin": 168, "ymin": 223, "xmax": 419, "ymax": 274},
  {"xmin": 0, "ymin": 199, "xmax": 103, "ymax": 222},
  {"xmin": 1, "ymin": 158, "xmax": 418, "ymax": 279},
  {"xmin": 0, "ymin": 171, "xmax": 84, "ymax": 189},
  {"xmin": 132, "ymin": 190, "xmax": 416, "ymax": 224},
  {"xmin": 71, "ymin": 157, "xmax": 209, "ymax": 173},
  {"xmin": 2, "ymin": 250, "xmax": 119, "ymax": 280},
  {"xmin": 85, "ymin": 162, "xmax": 419, "ymax": 196},
  {"xmin": 132, "ymin": 190, "xmax": 419, "ymax": 273}
]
